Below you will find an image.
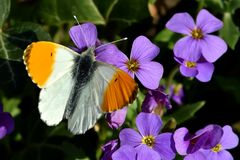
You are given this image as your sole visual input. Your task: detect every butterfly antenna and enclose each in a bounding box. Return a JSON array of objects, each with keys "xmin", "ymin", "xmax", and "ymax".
[
  {"xmin": 73, "ymin": 15, "xmax": 89, "ymax": 46},
  {"xmin": 96, "ymin": 37, "xmax": 128, "ymax": 50}
]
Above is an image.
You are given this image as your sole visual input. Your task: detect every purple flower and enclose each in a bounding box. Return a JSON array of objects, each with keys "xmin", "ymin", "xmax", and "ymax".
[
  {"xmin": 199, "ymin": 125, "xmax": 239, "ymax": 160},
  {"xmin": 166, "ymin": 9, "xmax": 227, "ymax": 63},
  {"xmin": 69, "ymin": 23, "xmax": 124, "ymax": 65},
  {"xmin": 174, "ymin": 125, "xmax": 224, "ymax": 159},
  {"xmin": 112, "ymin": 36, "xmax": 163, "ymax": 89},
  {"xmin": 169, "ymin": 83, "xmax": 184, "ymax": 105},
  {"xmin": 175, "ymin": 57, "xmax": 214, "ymax": 82},
  {"xmin": 112, "ymin": 145, "xmax": 160, "ymax": 160},
  {"xmin": 101, "ymin": 139, "xmax": 119, "ymax": 160},
  {"xmin": 142, "ymin": 87, "xmax": 172, "ymax": 114},
  {"xmin": 0, "ymin": 105, "xmax": 14, "ymax": 139},
  {"xmin": 119, "ymin": 112, "xmax": 176, "ymax": 160},
  {"xmin": 105, "ymin": 107, "xmax": 128, "ymax": 129}
]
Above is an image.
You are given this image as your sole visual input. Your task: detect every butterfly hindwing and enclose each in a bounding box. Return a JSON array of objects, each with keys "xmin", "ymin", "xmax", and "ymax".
[
  {"xmin": 67, "ymin": 62, "xmax": 138, "ymax": 134},
  {"xmin": 39, "ymin": 72, "xmax": 75, "ymax": 125}
]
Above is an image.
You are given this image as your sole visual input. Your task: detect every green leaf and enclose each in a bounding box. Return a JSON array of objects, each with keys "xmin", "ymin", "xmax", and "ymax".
[
  {"xmin": 93, "ymin": 0, "xmax": 118, "ymax": 22},
  {"xmin": 0, "ymin": 22, "xmax": 51, "ymax": 61},
  {"xmin": 0, "ymin": 0, "xmax": 10, "ymax": 27},
  {"xmin": 220, "ymin": 12, "xmax": 240, "ymax": 50},
  {"xmin": 148, "ymin": 0, "xmax": 157, "ymax": 4},
  {"xmin": 154, "ymin": 29, "xmax": 182, "ymax": 49},
  {"xmin": 62, "ymin": 142, "xmax": 89, "ymax": 160},
  {"xmin": 109, "ymin": 0, "xmax": 150, "ymax": 24},
  {"xmin": 47, "ymin": 123, "xmax": 73, "ymax": 138},
  {"xmin": 56, "ymin": 0, "xmax": 105, "ymax": 24},
  {"xmin": 227, "ymin": 0, "xmax": 240, "ymax": 14},
  {"xmin": 215, "ymin": 76, "xmax": 240, "ymax": 103},
  {"xmin": 154, "ymin": 29, "xmax": 174, "ymax": 42},
  {"xmin": 203, "ymin": 0, "xmax": 224, "ymax": 13},
  {"xmin": 163, "ymin": 101, "xmax": 205, "ymax": 125},
  {"xmin": 37, "ymin": 0, "xmax": 105, "ymax": 24},
  {"xmin": 11, "ymin": 0, "xmax": 105, "ymax": 25},
  {"xmin": 1, "ymin": 96, "xmax": 21, "ymax": 117}
]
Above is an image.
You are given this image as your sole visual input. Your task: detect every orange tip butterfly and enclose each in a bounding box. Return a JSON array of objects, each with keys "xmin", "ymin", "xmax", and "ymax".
[{"xmin": 23, "ymin": 20, "xmax": 138, "ymax": 134}]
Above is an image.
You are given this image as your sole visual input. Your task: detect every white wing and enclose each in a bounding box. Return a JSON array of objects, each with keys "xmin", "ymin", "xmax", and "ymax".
[
  {"xmin": 38, "ymin": 71, "xmax": 75, "ymax": 125},
  {"xmin": 67, "ymin": 63, "xmax": 116, "ymax": 134}
]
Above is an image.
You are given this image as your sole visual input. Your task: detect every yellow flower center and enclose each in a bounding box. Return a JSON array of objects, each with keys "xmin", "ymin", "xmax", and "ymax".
[
  {"xmin": 191, "ymin": 28, "xmax": 203, "ymax": 39},
  {"xmin": 211, "ymin": 144, "xmax": 222, "ymax": 152},
  {"xmin": 126, "ymin": 59, "xmax": 139, "ymax": 72},
  {"xmin": 173, "ymin": 84, "xmax": 183, "ymax": 95},
  {"xmin": 142, "ymin": 136, "xmax": 155, "ymax": 147},
  {"xmin": 185, "ymin": 61, "xmax": 196, "ymax": 68}
]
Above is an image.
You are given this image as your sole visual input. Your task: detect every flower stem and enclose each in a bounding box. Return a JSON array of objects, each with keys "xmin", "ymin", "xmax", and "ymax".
[{"xmin": 165, "ymin": 65, "xmax": 179, "ymax": 94}]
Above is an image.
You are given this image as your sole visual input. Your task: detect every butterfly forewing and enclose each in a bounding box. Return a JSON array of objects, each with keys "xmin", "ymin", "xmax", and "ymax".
[{"xmin": 23, "ymin": 41, "xmax": 78, "ymax": 88}]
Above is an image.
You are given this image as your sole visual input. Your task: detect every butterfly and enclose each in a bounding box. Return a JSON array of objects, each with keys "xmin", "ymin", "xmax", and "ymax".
[{"xmin": 23, "ymin": 22, "xmax": 138, "ymax": 134}]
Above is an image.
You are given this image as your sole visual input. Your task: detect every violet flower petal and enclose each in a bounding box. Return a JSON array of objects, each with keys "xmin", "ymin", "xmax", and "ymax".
[
  {"xmin": 174, "ymin": 37, "xmax": 201, "ymax": 62},
  {"xmin": 173, "ymin": 127, "xmax": 190, "ymax": 155},
  {"xmin": 196, "ymin": 62, "xmax": 214, "ymax": 82},
  {"xmin": 119, "ymin": 128, "xmax": 142, "ymax": 147},
  {"xmin": 195, "ymin": 124, "xmax": 223, "ymax": 150},
  {"xmin": 0, "ymin": 105, "xmax": 3, "ymax": 112},
  {"xmin": 179, "ymin": 65, "xmax": 198, "ymax": 77},
  {"xmin": 112, "ymin": 145, "xmax": 137, "ymax": 160},
  {"xmin": 154, "ymin": 133, "xmax": 176, "ymax": 160},
  {"xmin": 136, "ymin": 112, "xmax": 162, "ymax": 137},
  {"xmin": 130, "ymin": 36, "xmax": 160, "ymax": 62},
  {"xmin": 135, "ymin": 61, "xmax": 163, "ymax": 90},
  {"xmin": 95, "ymin": 44, "xmax": 129, "ymax": 67},
  {"xmin": 217, "ymin": 150, "xmax": 234, "ymax": 160},
  {"xmin": 201, "ymin": 149, "xmax": 233, "ymax": 160},
  {"xmin": 101, "ymin": 139, "xmax": 119, "ymax": 160},
  {"xmin": 166, "ymin": 12, "xmax": 195, "ymax": 35},
  {"xmin": 184, "ymin": 151, "xmax": 206, "ymax": 160},
  {"xmin": 196, "ymin": 9, "xmax": 223, "ymax": 34},
  {"xmin": 0, "ymin": 112, "xmax": 14, "ymax": 134},
  {"xmin": 137, "ymin": 144, "xmax": 161, "ymax": 160},
  {"xmin": 69, "ymin": 23, "xmax": 97, "ymax": 50},
  {"xmin": 141, "ymin": 92, "xmax": 158, "ymax": 113},
  {"xmin": 105, "ymin": 107, "xmax": 128, "ymax": 129},
  {"xmin": 120, "ymin": 66, "xmax": 135, "ymax": 78},
  {"xmin": 201, "ymin": 35, "xmax": 227, "ymax": 63},
  {"xmin": 220, "ymin": 125, "xmax": 239, "ymax": 149},
  {"xmin": 0, "ymin": 126, "xmax": 7, "ymax": 139},
  {"xmin": 69, "ymin": 46, "xmax": 82, "ymax": 53}
]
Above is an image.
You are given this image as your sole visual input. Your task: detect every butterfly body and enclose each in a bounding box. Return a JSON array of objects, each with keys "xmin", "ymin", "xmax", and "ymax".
[{"xmin": 23, "ymin": 41, "xmax": 138, "ymax": 134}]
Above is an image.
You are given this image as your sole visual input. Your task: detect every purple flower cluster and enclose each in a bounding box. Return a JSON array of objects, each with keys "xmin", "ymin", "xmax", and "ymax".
[
  {"xmin": 68, "ymin": 13, "xmax": 238, "ymax": 160},
  {"xmin": 102, "ymin": 113, "xmax": 176, "ymax": 160},
  {"xmin": 174, "ymin": 125, "xmax": 239, "ymax": 160},
  {"xmin": 0, "ymin": 104, "xmax": 14, "ymax": 139},
  {"xmin": 101, "ymin": 113, "xmax": 239, "ymax": 160},
  {"xmin": 166, "ymin": 9, "xmax": 227, "ymax": 82}
]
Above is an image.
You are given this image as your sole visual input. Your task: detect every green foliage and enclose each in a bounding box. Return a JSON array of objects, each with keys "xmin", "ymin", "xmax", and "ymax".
[
  {"xmin": 220, "ymin": 12, "xmax": 240, "ymax": 50},
  {"xmin": 154, "ymin": 29, "xmax": 182, "ymax": 49},
  {"xmin": 0, "ymin": 0, "xmax": 10, "ymax": 27},
  {"xmin": 163, "ymin": 101, "xmax": 205, "ymax": 125},
  {"xmin": 1, "ymin": 96, "xmax": 21, "ymax": 117},
  {"xmin": 215, "ymin": 76, "xmax": 240, "ymax": 104},
  {"xmin": 0, "ymin": 22, "xmax": 51, "ymax": 61}
]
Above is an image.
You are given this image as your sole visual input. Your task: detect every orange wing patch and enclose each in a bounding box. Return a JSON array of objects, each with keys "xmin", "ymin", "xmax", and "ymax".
[
  {"xmin": 23, "ymin": 42, "xmax": 57, "ymax": 88},
  {"xmin": 101, "ymin": 69, "xmax": 138, "ymax": 112}
]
